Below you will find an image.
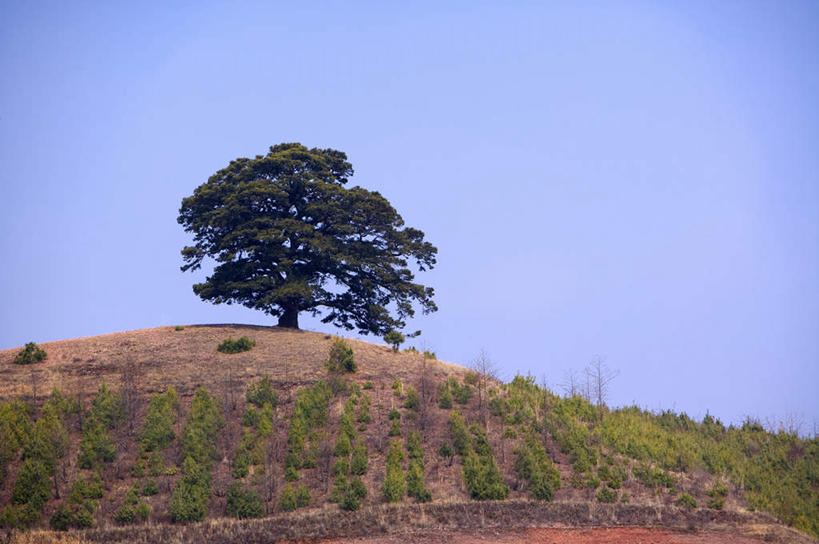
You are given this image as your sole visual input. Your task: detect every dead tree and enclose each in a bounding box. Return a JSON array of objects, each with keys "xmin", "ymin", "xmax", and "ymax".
[
  {"xmin": 469, "ymin": 349, "xmax": 499, "ymax": 427},
  {"xmin": 560, "ymin": 369, "xmax": 582, "ymax": 398},
  {"xmin": 120, "ymin": 360, "xmax": 141, "ymax": 437},
  {"xmin": 584, "ymin": 356, "xmax": 618, "ymax": 408}
]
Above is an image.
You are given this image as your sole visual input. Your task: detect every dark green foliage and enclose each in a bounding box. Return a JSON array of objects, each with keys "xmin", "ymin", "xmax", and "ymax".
[
  {"xmin": 1, "ymin": 504, "xmax": 41, "ymax": 530},
  {"xmin": 170, "ymin": 388, "xmax": 222, "ymax": 523},
  {"xmin": 91, "ymin": 384, "xmax": 124, "ymax": 430},
  {"xmin": 423, "ymin": 350, "xmax": 436, "ymax": 360},
  {"xmin": 280, "ymin": 483, "xmax": 310, "ymax": 511},
  {"xmin": 141, "ymin": 478, "xmax": 159, "ymax": 496},
  {"xmin": 357, "ymin": 394, "xmax": 371, "ymax": 424},
  {"xmin": 50, "ymin": 500, "xmax": 96, "ymax": 531},
  {"xmin": 285, "ymin": 382, "xmax": 331, "ymax": 475},
  {"xmin": 246, "ymin": 376, "xmax": 278, "ymax": 408},
  {"xmin": 169, "ymin": 457, "xmax": 212, "ymax": 522},
  {"xmin": 388, "ymin": 407, "xmax": 401, "ymax": 420},
  {"xmin": 514, "ymin": 433, "xmax": 561, "ymax": 501},
  {"xmin": 406, "ymin": 460, "xmax": 431, "ymax": 502},
  {"xmin": 363, "ymin": 381, "xmax": 374, "ymax": 390},
  {"xmin": 438, "ymin": 441, "xmax": 454, "ymax": 461},
  {"xmin": 449, "ymin": 411, "xmax": 471, "ymax": 455},
  {"xmin": 351, "ymin": 441, "xmax": 368, "ymax": 475},
  {"xmin": 404, "ymin": 386, "xmax": 420, "ymax": 411},
  {"xmin": 462, "ymin": 448, "xmax": 509, "ymax": 500},
  {"xmin": 707, "ymin": 482, "xmax": 728, "ymax": 510},
  {"xmin": 242, "ymin": 406, "xmax": 259, "ymax": 427},
  {"xmin": 175, "ymin": 325, "xmax": 185, "ymax": 331},
  {"xmin": 384, "ymin": 330, "xmax": 405, "ymax": 352},
  {"xmin": 451, "ymin": 379, "xmax": 472, "ymax": 405},
  {"xmin": 0, "ymin": 400, "xmax": 33, "ymax": 485},
  {"xmin": 341, "ymin": 476, "xmax": 367, "ymax": 511},
  {"xmin": 78, "ymin": 418, "xmax": 117, "ymax": 469},
  {"xmin": 332, "ymin": 458, "xmax": 350, "ymax": 476},
  {"xmin": 327, "ymin": 339, "xmax": 356, "ymax": 372},
  {"xmin": 139, "ymin": 387, "xmax": 179, "ymax": 452},
  {"xmin": 438, "ymin": 383, "xmax": 453, "ymax": 409},
  {"xmin": 14, "ymin": 342, "xmax": 47, "ymax": 364},
  {"xmin": 632, "ymin": 464, "xmax": 676, "ymax": 489},
  {"xmin": 596, "ymin": 486, "xmax": 618, "ymax": 503},
  {"xmin": 217, "ymin": 336, "xmax": 256, "ymax": 354},
  {"xmin": 388, "ymin": 417, "xmax": 402, "ymax": 437},
  {"xmin": 149, "ymin": 451, "xmax": 164, "ymax": 476},
  {"xmin": 178, "ymin": 143, "xmax": 438, "ymax": 334},
  {"xmin": 181, "ymin": 387, "xmax": 223, "ymax": 465},
  {"xmin": 677, "ymin": 493, "xmax": 697, "ymax": 509},
  {"xmin": 226, "ymin": 483, "xmax": 265, "ymax": 519},
  {"xmin": 11, "ymin": 459, "xmax": 51, "ymax": 511}
]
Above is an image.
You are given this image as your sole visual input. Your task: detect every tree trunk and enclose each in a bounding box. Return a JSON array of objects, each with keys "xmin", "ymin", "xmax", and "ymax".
[{"xmin": 277, "ymin": 307, "xmax": 300, "ymax": 329}]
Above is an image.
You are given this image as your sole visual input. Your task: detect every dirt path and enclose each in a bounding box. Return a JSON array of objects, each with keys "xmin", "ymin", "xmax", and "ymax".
[{"xmin": 317, "ymin": 527, "xmax": 776, "ymax": 544}]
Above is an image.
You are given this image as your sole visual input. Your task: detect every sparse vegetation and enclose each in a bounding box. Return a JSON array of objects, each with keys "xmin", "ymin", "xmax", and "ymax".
[{"xmin": 0, "ymin": 327, "xmax": 816, "ymax": 539}]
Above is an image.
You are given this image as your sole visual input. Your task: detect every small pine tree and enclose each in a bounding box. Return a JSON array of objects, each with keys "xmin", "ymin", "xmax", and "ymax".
[
  {"xmin": 14, "ymin": 342, "xmax": 47, "ymax": 365},
  {"xmin": 327, "ymin": 339, "xmax": 356, "ymax": 373}
]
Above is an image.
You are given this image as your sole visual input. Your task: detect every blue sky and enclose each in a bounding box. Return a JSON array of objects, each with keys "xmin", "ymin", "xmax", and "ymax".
[{"xmin": 1, "ymin": 1, "xmax": 817, "ymax": 431}]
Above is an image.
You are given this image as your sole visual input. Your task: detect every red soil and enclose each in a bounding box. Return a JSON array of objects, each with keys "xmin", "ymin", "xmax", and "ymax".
[{"xmin": 317, "ymin": 527, "xmax": 775, "ymax": 544}]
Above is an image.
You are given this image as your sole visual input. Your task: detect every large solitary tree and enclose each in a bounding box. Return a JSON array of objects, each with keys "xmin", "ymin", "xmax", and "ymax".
[{"xmin": 178, "ymin": 143, "xmax": 437, "ymax": 334}]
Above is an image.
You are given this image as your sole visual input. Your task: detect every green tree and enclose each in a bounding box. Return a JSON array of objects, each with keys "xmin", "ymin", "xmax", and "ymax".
[
  {"xmin": 178, "ymin": 143, "xmax": 437, "ymax": 334},
  {"xmin": 14, "ymin": 342, "xmax": 47, "ymax": 364},
  {"xmin": 383, "ymin": 330, "xmax": 405, "ymax": 352}
]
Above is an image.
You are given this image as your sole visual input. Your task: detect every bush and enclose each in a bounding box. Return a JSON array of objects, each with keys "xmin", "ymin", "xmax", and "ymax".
[
  {"xmin": 632, "ymin": 463, "xmax": 676, "ymax": 488},
  {"xmin": 351, "ymin": 441, "xmax": 368, "ymax": 475},
  {"xmin": 169, "ymin": 461, "xmax": 211, "ymax": 522},
  {"xmin": 11, "ymin": 459, "xmax": 51, "ymax": 511},
  {"xmin": 226, "ymin": 483, "xmax": 265, "ymax": 519},
  {"xmin": 140, "ymin": 387, "xmax": 179, "ymax": 452},
  {"xmin": 449, "ymin": 411, "xmax": 471, "ymax": 455},
  {"xmin": 514, "ymin": 434, "xmax": 561, "ymax": 501},
  {"xmin": 382, "ymin": 440, "xmax": 406, "ymax": 502},
  {"xmin": 334, "ymin": 431, "xmax": 352, "ymax": 457},
  {"xmin": 246, "ymin": 376, "xmax": 279, "ymax": 408},
  {"xmin": 174, "ymin": 325, "xmax": 185, "ymax": 331},
  {"xmin": 341, "ymin": 477, "xmax": 367, "ymax": 511},
  {"xmin": 279, "ymin": 484, "xmax": 298, "ymax": 511},
  {"xmin": 296, "ymin": 484, "xmax": 311, "ymax": 507},
  {"xmin": 706, "ymin": 482, "xmax": 728, "ymax": 510},
  {"xmin": 327, "ymin": 339, "xmax": 356, "ymax": 373},
  {"xmin": 404, "ymin": 387, "xmax": 420, "ymax": 411},
  {"xmin": 14, "ymin": 342, "xmax": 47, "ymax": 364},
  {"xmin": 596, "ymin": 486, "xmax": 618, "ymax": 503},
  {"xmin": 141, "ymin": 479, "xmax": 159, "ymax": 496},
  {"xmin": 677, "ymin": 493, "xmax": 697, "ymax": 509},
  {"xmin": 217, "ymin": 336, "xmax": 256, "ymax": 354},
  {"xmin": 439, "ymin": 384, "xmax": 453, "ymax": 409},
  {"xmin": 462, "ymin": 449, "xmax": 509, "ymax": 500},
  {"xmin": 363, "ymin": 381, "xmax": 374, "ymax": 390},
  {"xmin": 357, "ymin": 395, "xmax": 371, "ymax": 424},
  {"xmin": 388, "ymin": 418, "xmax": 402, "ymax": 436},
  {"xmin": 383, "ymin": 330, "xmax": 405, "ymax": 352}
]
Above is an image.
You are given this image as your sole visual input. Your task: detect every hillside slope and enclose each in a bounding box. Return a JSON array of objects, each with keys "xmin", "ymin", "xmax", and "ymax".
[{"xmin": 0, "ymin": 325, "xmax": 816, "ymax": 542}]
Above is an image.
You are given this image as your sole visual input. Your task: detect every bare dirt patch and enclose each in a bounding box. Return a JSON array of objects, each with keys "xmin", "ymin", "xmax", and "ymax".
[{"xmin": 319, "ymin": 527, "xmax": 776, "ymax": 544}]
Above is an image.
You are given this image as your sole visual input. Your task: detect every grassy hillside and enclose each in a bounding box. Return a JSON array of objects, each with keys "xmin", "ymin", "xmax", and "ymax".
[{"xmin": 0, "ymin": 325, "xmax": 816, "ymax": 539}]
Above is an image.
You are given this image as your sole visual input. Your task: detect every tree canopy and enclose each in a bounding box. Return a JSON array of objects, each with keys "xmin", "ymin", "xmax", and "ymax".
[{"xmin": 178, "ymin": 143, "xmax": 437, "ymax": 334}]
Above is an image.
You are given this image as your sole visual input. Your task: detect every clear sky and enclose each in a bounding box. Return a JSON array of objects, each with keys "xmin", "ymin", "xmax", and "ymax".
[{"xmin": 1, "ymin": 1, "xmax": 817, "ymax": 431}]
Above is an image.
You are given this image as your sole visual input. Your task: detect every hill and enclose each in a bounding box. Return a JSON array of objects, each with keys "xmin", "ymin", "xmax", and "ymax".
[{"xmin": 0, "ymin": 325, "xmax": 816, "ymax": 543}]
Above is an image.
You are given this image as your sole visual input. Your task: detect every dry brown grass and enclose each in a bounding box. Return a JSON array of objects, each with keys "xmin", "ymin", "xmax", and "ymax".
[
  {"xmin": 4, "ymin": 501, "xmax": 813, "ymax": 544},
  {"xmin": 0, "ymin": 325, "xmax": 467, "ymax": 401}
]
